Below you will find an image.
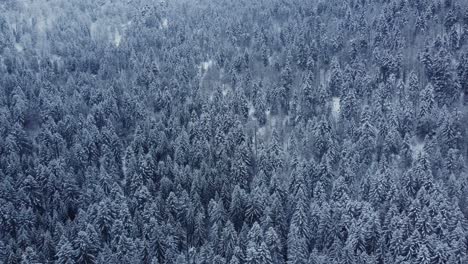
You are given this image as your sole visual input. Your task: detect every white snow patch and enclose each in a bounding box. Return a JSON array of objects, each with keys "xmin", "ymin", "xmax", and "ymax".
[
  {"xmin": 201, "ymin": 60, "xmax": 213, "ymax": 71},
  {"xmin": 90, "ymin": 22, "xmax": 98, "ymax": 37},
  {"xmin": 319, "ymin": 69, "xmax": 326, "ymax": 86},
  {"xmin": 35, "ymin": 17, "xmax": 48, "ymax": 34},
  {"xmin": 411, "ymin": 142, "xmax": 425, "ymax": 158},
  {"xmin": 273, "ymin": 23, "xmax": 281, "ymax": 33},
  {"xmin": 257, "ymin": 127, "xmax": 266, "ymax": 137},
  {"xmin": 271, "ymin": 116, "xmax": 277, "ymax": 127},
  {"xmin": 331, "ymin": 97, "xmax": 341, "ymax": 119},
  {"xmin": 162, "ymin": 18, "xmax": 168, "ymax": 28},
  {"xmin": 219, "ymin": 68, "xmax": 225, "ymax": 79},
  {"xmin": 90, "ymin": 20, "xmax": 131, "ymax": 46},
  {"xmin": 114, "ymin": 30, "xmax": 122, "ymax": 47},
  {"xmin": 248, "ymin": 102, "xmax": 256, "ymax": 117},
  {"xmin": 14, "ymin": 43, "xmax": 23, "ymax": 52},
  {"xmin": 34, "ymin": 14, "xmax": 55, "ymax": 34},
  {"xmin": 219, "ymin": 84, "xmax": 231, "ymax": 97},
  {"xmin": 268, "ymin": 56, "xmax": 274, "ymax": 65},
  {"xmin": 222, "ymin": 87, "xmax": 229, "ymax": 96}
]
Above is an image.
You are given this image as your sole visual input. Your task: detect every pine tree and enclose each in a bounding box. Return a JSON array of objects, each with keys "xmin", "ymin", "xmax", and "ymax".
[
  {"xmin": 287, "ymin": 230, "xmax": 308, "ymax": 264},
  {"xmin": 20, "ymin": 247, "xmax": 38, "ymax": 264},
  {"xmin": 230, "ymin": 185, "xmax": 246, "ymax": 230},
  {"xmin": 245, "ymin": 186, "xmax": 265, "ymax": 224},
  {"xmin": 408, "ymin": 71, "xmax": 420, "ymax": 106},
  {"xmin": 289, "ymin": 186, "xmax": 310, "ymax": 242},
  {"xmin": 301, "ymin": 72, "xmax": 315, "ymax": 119},
  {"xmin": 221, "ymin": 221, "xmax": 238, "ymax": 260},
  {"xmin": 416, "ymin": 83, "xmax": 436, "ymax": 137},
  {"xmin": 56, "ymin": 235, "xmax": 75, "ymax": 264},
  {"xmin": 11, "ymin": 86, "xmax": 28, "ymax": 125},
  {"xmin": 458, "ymin": 52, "xmax": 468, "ymax": 102},
  {"xmin": 423, "ymin": 44, "xmax": 459, "ymax": 106},
  {"xmin": 265, "ymin": 227, "xmax": 283, "ymax": 264},
  {"xmin": 245, "ymin": 241, "xmax": 273, "ymax": 264},
  {"xmin": 73, "ymin": 230, "xmax": 98, "ymax": 264},
  {"xmin": 329, "ymin": 58, "xmax": 343, "ymax": 97}
]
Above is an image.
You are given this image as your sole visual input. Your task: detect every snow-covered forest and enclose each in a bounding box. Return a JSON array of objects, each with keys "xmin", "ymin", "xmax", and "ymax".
[{"xmin": 1, "ymin": 0, "xmax": 468, "ymax": 263}]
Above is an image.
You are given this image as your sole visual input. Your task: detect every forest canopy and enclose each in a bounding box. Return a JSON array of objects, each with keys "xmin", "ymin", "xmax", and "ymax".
[{"xmin": 1, "ymin": 0, "xmax": 468, "ymax": 263}]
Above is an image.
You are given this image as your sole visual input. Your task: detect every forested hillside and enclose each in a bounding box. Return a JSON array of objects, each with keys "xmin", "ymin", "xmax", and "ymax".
[{"xmin": 1, "ymin": 0, "xmax": 468, "ymax": 263}]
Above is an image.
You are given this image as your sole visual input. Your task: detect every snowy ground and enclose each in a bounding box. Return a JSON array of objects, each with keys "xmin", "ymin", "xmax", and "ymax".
[
  {"xmin": 114, "ymin": 31, "xmax": 122, "ymax": 46},
  {"xmin": 248, "ymin": 102, "xmax": 256, "ymax": 118},
  {"xmin": 14, "ymin": 43, "xmax": 24, "ymax": 52},
  {"xmin": 222, "ymin": 86, "xmax": 229, "ymax": 96},
  {"xmin": 200, "ymin": 60, "xmax": 213, "ymax": 72},
  {"xmin": 410, "ymin": 140, "xmax": 425, "ymax": 158},
  {"xmin": 331, "ymin": 97, "xmax": 341, "ymax": 119},
  {"xmin": 162, "ymin": 18, "xmax": 169, "ymax": 29},
  {"xmin": 257, "ymin": 127, "xmax": 266, "ymax": 137}
]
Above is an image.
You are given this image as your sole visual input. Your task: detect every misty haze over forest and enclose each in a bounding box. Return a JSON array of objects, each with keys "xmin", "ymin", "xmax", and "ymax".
[{"xmin": 1, "ymin": 0, "xmax": 468, "ymax": 263}]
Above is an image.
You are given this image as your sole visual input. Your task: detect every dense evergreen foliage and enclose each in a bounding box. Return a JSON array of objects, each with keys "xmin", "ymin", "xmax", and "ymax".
[{"xmin": 1, "ymin": 0, "xmax": 468, "ymax": 263}]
